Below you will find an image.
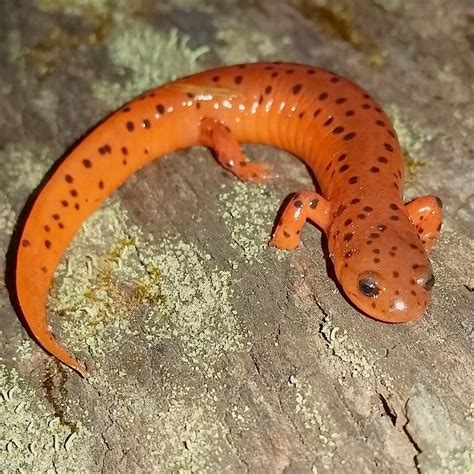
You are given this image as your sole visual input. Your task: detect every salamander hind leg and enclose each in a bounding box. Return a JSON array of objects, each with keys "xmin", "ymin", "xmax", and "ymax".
[
  {"xmin": 200, "ymin": 117, "xmax": 274, "ymax": 183},
  {"xmin": 405, "ymin": 195, "xmax": 443, "ymax": 251},
  {"xmin": 270, "ymin": 190, "xmax": 331, "ymax": 250}
]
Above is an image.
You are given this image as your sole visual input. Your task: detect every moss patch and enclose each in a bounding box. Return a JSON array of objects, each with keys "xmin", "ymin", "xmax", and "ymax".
[
  {"xmin": 0, "ymin": 365, "xmax": 91, "ymax": 472},
  {"xmin": 217, "ymin": 181, "xmax": 281, "ymax": 265},
  {"xmin": 93, "ymin": 24, "xmax": 209, "ymax": 108},
  {"xmin": 385, "ymin": 104, "xmax": 432, "ymax": 180}
]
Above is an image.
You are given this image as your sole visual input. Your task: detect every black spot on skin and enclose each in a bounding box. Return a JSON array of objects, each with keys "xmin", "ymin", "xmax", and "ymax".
[
  {"xmin": 21, "ymin": 239, "xmax": 30, "ymax": 247},
  {"xmin": 82, "ymin": 159, "xmax": 92, "ymax": 168},
  {"xmin": 122, "ymin": 107, "xmax": 131, "ymax": 113},
  {"xmin": 75, "ymin": 203, "xmax": 80, "ymax": 210},
  {"xmin": 156, "ymin": 104, "xmax": 165, "ymax": 115},
  {"xmin": 271, "ymin": 71, "xmax": 279, "ymax": 78},
  {"xmin": 384, "ymin": 143, "xmax": 394, "ymax": 152},
  {"xmin": 212, "ymin": 76, "xmax": 220, "ymax": 82},
  {"xmin": 330, "ymin": 77, "xmax": 340, "ymax": 83},
  {"xmin": 363, "ymin": 94, "xmax": 370, "ymax": 99},
  {"xmin": 344, "ymin": 218, "xmax": 352, "ymax": 226},
  {"xmin": 373, "ymin": 248, "xmax": 380, "ymax": 254},
  {"xmin": 370, "ymin": 166, "xmax": 380, "ymax": 173},
  {"xmin": 363, "ymin": 206, "xmax": 373, "ymax": 212},
  {"xmin": 362, "ymin": 103, "xmax": 371, "ymax": 110},
  {"xmin": 357, "ymin": 214, "xmax": 366, "ymax": 220},
  {"xmin": 389, "ymin": 130, "xmax": 397, "ymax": 138},
  {"xmin": 196, "ymin": 103, "xmax": 201, "ymax": 109},
  {"xmin": 126, "ymin": 121, "xmax": 134, "ymax": 132},
  {"xmin": 375, "ymin": 107, "xmax": 382, "ymax": 113},
  {"xmin": 121, "ymin": 147, "xmax": 128, "ymax": 155},
  {"xmin": 65, "ymin": 174, "xmax": 73, "ymax": 183},
  {"xmin": 45, "ymin": 240, "xmax": 52, "ymax": 249},
  {"xmin": 344, "ymin": 233, "xmax": 353, "ymax": 242},
  {"xmin": 344, "ymin": 132, "xmax": 356, "ymax": 140},
  {"xmin": 99, "ymin": 181, "xmax": 104, "ymax": 190},
  {"xmin": 292, "ymin": 84, "xmax": 302, "ymax": 94},
  {"xmin": 338, "ymin": 154, "xmax": 347, "ymax": 162},
  {"xmin": 264, "ymin": 85, "xmax": 272, "ymax": 95},
  {"xmin": 377, "ymin": 224, "xmax": 387, "ymax": 232},
  {"xmin": 378, "ymin": 156, "xmax": 388, "ymax": 163},
  {"xmin": 44, "ymin": 225, "xmax": 50, "ymax": 232},
  {"xmin": 294, "ymin": 200, "xmax": 303, "ymax": 208},
  {"xmin": 351, "ymin": 198, "xmax": 360, "ymax": 205},
  {"xmin": 390, "ymin": 215, "xmax": 399, "ymax": 221},
  {"xmin": 332, "ymin": 126, "xmax": 344, "ymax": 134},
  {"xmin": 307, "ymin": 69, "xmax": 316, "ymax": 74},
  {"xmin": 389, "ymin": 251, "xmax": 396, "ymax": 257},
  {"xmin": 265, "ymin": 66, "xmax": 273, "ymax": 70},
  {"xmin": 335, "ymin": 98, "xmax": 346, "ymax": 104},
  {"xmin": 299, "ymin": 111, "xmax": 305, "ymax": 119},
  {"xmin": 258, "ymin": 95, "xmax": 264, "ymax": 104},
  {"xmin": 348, "ymin": 176, "xmax": 358, "ymax": 184},
  {"xmin": 187, "ymin": 92, "xmax": 194, "ymax": 98},
  {"xmin": 324, "ymin": 117, "xmax": 334, "ymax": 126},
  {"xmin": 314, "ymin": 109, "xmax": 321, "ymax": 118},
  {"xmin": 369, "ymin": 233, "xmax": 380, "ymax": 239},
  {"xmin": 99, "ymin": 145, "xmax": 111, "ymax": 155},
  {"xmin": 41, "ymin": 266, "xmax": 48, "ymax": 273},
  {"xmin": 390, "ymin": 203, "xmax": 399, "ymax": 210},
  {"xmin": 376, "ymin": 120, "xmax": 385, "ymax": 127},
  {"xmin": 142, "ymin": 119, "xmax": 151, "ymax": 128},
  {"xmin": 309, "ymin": 199, "xmax": 318, "ymax": 209},
  {"xmin": 53, "ymin": 214, "xmax": 60, "ymax": 220},
  {"xmin": 345, "ymin": 110, "xmax": 355, "ymax": 116},
  {"xmin": 319, "ymin": 92, "xmax": 328, "ymax": 100},
  {"xmin": 325, "ymin": 161, "xmax": 332, "ymax": 171},
  {"xmin": 393, "ymin": 271, "xmax": 399, "ymax": 278},
  {"xmin": 336, "ymin": 205, "xmax": 345, "ymax": 216},
  {"xmin": 285, "ymin": 69, "xmax": 295, "ymax": 74},
  {"xmin": 374, "ymin": 258, "xmax": 380, "ymax": 263},
  {"xmin": 234, "ymin": 75, "xmax": 243, "ymax": 84},
  {"xmin": 61, "ymin": 200, "xmax": 68, "ymax": 207},
  {"xmin": 70, "ymin": 189, "xmax": 78, "ymax": 197},
  {"xmin": 283, "ymin": 231, "xmax": 291, "ymax": 238},
  {"xmin": 339, "ymin": 164, "xmax": 349, "ymax": 172}
]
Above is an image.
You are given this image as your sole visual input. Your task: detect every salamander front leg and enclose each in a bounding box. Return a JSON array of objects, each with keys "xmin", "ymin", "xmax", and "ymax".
[
  {"xmin": 270, "ymin": 190, "xmax": 331, "ymax": 250},
  {"xmin": 200, "ymin": 117, "xmax": 274, "ymax": 183},
  {"xmin": 405, "ymin": 195, "xmax": 443, "ymax": 251}
]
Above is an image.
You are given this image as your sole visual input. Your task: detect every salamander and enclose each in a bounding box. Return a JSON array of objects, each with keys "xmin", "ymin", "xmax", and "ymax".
[{"xmin": 12, "ymin": 62, "xmax": 443, "ymax": 377}]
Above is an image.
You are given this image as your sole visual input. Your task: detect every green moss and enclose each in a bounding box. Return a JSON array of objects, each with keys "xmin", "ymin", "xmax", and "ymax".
[
  {"xmin": 385, "ymin": 104, "xmax": 432, "ymax": 180},
  {"xmin": 217, "ymin": 181, "xmax": 281, "ymax": 264},
  {"xmin": 0, "ymin": 144, "xmax": 52, "ymax": 195},
  {"xmin": 93, "ymin": 24, "xmax": 209, "ymax": 108},
  {"xmin": 214, "ymin": 17, "xmax": 279, "ymax": 64},
  {"xmin": 319, "ymin": 315, "xmax": 376, "ymax": 379},
  {"xmin": 0, "ymin": 365, "xmax": 91, "ymax": 472},
  {"xmin": 407, "ymin": 384, "xmax": 474, "ymax": 473}
]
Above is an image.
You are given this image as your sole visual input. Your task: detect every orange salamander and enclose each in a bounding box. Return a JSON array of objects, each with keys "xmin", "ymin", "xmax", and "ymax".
[{"xmin": 12, "ymin": 62, "xmax": 443, "ymax": 377}]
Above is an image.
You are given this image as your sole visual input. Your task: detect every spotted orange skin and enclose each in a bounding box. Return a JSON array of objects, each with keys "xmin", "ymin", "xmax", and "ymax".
[{"xmin": 13, "ymin": 63, "xmax": 442, "ymax": 376}]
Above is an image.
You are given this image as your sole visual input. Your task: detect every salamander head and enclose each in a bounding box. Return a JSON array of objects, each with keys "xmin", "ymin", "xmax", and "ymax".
[{"xmin": 329, "ymin": 210, "xmax": 435, "ymax": 322}]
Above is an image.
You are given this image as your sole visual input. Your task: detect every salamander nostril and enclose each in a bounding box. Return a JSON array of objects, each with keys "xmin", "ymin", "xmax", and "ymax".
[{"xmin": 423, "ymin": 272, "xmax": 435, "ymax": 290}]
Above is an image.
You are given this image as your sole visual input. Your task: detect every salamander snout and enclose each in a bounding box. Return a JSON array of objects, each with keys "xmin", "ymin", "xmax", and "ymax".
[{"xmin": 338, "ymin": 261, "xmax": 435, "ymax": 323}]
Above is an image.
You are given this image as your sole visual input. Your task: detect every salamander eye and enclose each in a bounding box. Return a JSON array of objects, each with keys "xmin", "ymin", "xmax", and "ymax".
[
  {"xmin": 358, "ymin": 273, "xmax": 380, "ymax": 298},
  {"xmin": 422, "ymin": 272, "xmax": 435, "ymax": 290}
]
